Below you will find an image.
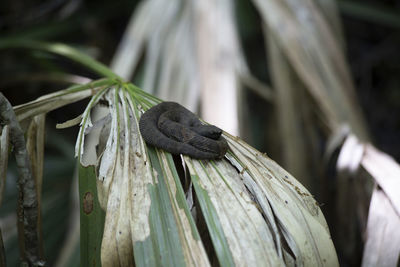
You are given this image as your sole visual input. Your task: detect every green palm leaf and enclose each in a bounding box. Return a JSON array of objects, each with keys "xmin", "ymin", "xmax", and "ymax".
[{"xmin": 2, "ymin": 40, "xmax": 338, "ymax": 266}]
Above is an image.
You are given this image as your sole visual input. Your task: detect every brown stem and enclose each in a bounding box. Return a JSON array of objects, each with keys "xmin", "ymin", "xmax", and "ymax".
[{"xmin": 0, "ymin": 92, "xmax": 44, "ymax": 266}]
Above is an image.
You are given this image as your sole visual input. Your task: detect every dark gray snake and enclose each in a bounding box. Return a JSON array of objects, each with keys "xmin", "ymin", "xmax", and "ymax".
[{"xmin": 139, "ymin": 102, "xmax": 228, "ymax": 159}]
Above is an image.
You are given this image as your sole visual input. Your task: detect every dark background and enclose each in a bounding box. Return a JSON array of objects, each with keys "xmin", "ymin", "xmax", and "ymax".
[{"xmin": 0, "ymin": 0, "xmax": 399, "ymax": 266}]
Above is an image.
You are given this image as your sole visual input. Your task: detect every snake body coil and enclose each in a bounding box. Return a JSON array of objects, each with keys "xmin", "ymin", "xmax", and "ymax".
[{"xmin": 139, "ymin": 102, "xmax": 228, "ymax": 159}]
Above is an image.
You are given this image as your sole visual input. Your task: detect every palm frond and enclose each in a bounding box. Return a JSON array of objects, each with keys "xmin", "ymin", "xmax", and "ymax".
[{"xmin": 76, "ymin": 84, "xmax": 338, "ymax": 266}]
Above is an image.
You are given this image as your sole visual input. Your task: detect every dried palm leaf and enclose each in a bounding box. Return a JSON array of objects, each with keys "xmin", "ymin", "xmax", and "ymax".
[{"xmin": 76, "ymin": 84, "xmax": 339, "ymax": 266}]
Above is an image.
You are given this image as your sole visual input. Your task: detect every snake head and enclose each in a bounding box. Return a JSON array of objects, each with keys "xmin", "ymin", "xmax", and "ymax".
[
  {"xmin": 216, "ymin": 137, "xmax": 229, "ymax": 159},
  {"xmin": 191, "ymin": 124, "xmax": 223, "ymax": 140}
]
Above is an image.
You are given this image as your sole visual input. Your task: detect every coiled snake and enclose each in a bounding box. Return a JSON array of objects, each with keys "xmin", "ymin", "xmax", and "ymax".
[{"xmin": 139, "ymin": 102, "xmax": 228, "ymax": 159}]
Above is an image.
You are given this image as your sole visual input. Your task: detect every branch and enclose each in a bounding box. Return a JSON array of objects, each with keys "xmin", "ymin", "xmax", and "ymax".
[{"xmin": 0, "ymin": 92, "xmax": 44, "ymax": 266}]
